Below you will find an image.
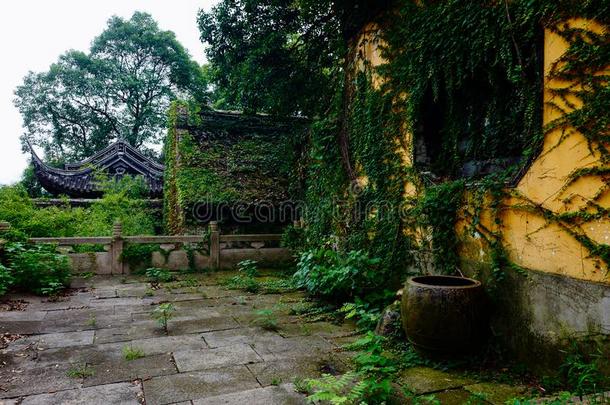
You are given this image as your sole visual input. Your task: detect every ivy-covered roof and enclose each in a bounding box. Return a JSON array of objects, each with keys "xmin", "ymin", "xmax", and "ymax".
[{"xmin": 164, "ymin": 103, "xmax": 306, "ymax": 233}]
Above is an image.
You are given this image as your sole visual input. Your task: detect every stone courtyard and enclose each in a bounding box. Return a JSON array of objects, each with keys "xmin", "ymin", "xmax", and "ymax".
[
  {"xmin": 0, "ymin": 271, "xmax": 597, "ymax": 405},
  {"xmin": 0, "ymin": 272, "xmax": 355, "ymax": 404}
]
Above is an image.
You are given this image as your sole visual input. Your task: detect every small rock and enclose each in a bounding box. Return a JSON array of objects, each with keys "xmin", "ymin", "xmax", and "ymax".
[{"xmin": 375, "ymin": 301, "xmax": 401, "ymax": 337}]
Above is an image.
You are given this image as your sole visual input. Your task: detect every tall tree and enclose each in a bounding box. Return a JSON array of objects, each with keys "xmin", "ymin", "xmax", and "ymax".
[
  {"xmin": 15, "ymin": 12, "xmax": 206, "ymax": 162},
  {"xmin": 198, "ymin": 0, "xmax": 345, "ymax": 116}
]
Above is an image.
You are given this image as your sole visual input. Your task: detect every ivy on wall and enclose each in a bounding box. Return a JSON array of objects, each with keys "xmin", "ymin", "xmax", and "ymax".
[
  {"xmin": 298, "ymin": 0, "xmax": 610, "ymax": 285},
  {"xmin": 164, "ymin": 102, "xmax": 306, "ymax": 234}
]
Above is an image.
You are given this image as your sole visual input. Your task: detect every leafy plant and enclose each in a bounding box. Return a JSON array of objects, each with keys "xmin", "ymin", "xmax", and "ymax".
[
  {"xmin": 86, "ymin": 315, "xmax": 96, "ymax": 327},
  {"xmin": 3, "ymin": 242, "xmax": 71, "ymax": 296},
  {"xmin": 559, "ymin": 344, "xmax": 606, "ymax": 396},
  {"xmin": 223, "ymin": 275, "xmax": 261, "ymax": 293},
  {"xmin": 237, "ymin": 259, "xmax": 259, "ymax": 277},
  {"xmin": 0, "ymin": 264, "xmax": 15, "ymax": 296},
  {"xmin": 306, "ymin": 332, "xmax": 397, "ymax": 404},
  {"xmin": 146, "ymin": 268, "xmax": 175, "ymax": 283},
  {"xmin": 340, "ymin": 298, "xmax": 386, "ymax": 331},
  {"xmin": 122, "ymin": 345, "xmax": 145, "ymax": 361},
  {"xmin": 293, "ymin": 248, "xmax": 381, "ymax": 301},
  {"xmin": 151, "ymin": 303, "xmax": 175, "ymax": 333},
  {"xmin": 66, "ymin": 363, "xmax": 94, "ymax": 379},
  {"xmin": 80, "ymin": 271, "xmax": 95, "ymax": 280},
  {"xmin": 252, "ymin": 309, "xmax": 279, "ymax": 331}
]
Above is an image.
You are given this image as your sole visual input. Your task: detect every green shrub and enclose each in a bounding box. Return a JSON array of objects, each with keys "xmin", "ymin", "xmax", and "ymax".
[
  {"xmin": 0, "ymin": 264, "xmax": 14, "ymax": 296},
  {"xmin": 237, "ymin": 259, "xmax": 259, "ymax": 277},
  {"xmin": 0, "ymin": 179, "xmax": 156, "ymax": 239},
  {"xmin": 293, "ymin": 248, "xmax": 381, "ymax": 301},
  {"xmin": 145, "ymin": 268, "xmax": 175, "ymax": 283},
  {"xmin": 4, "ymin": 243, "xmax": 71, "ymax": 295}
]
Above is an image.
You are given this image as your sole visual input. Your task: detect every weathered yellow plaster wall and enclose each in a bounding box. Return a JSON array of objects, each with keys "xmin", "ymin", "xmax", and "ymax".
[
  {"xmin": 353, "ymin": 19, "xmax": 609, "ymax": 284},
  {"xmin": 460, "ymin": 20, "xmax": 609, "ymax": 284}
]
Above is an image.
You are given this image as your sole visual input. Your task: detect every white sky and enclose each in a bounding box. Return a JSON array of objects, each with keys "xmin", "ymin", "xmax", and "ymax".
[{"xmin": 0, "ymin": 0, "xmax": 217, "ymax": 185}]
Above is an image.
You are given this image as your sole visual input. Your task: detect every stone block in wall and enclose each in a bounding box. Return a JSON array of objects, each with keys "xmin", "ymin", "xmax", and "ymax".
[
  {"xmin": 220, "ymin": 248, "xmax": 293, "ymax": 269},
  {"xmin": 68, "ymin": 252, "xmax": 112, "ymax": 275}
]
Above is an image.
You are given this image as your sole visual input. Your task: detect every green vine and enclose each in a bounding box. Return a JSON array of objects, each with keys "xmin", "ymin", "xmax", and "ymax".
[{"xmin": 301, "ymin": 0, "xmax": 609, "ymax": 288}]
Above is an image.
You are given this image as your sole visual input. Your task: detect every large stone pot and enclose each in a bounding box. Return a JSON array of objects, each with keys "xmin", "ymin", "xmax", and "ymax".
[{"xmin": 401, "ymin": 275, "xmax": 488, "ymax": 355}]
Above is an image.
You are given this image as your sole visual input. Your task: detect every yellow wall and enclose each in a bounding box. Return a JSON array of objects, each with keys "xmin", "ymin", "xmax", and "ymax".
[
  {"xmin": 484, "ymin": 19, "xmax": 609, "ymax": 283},
  {"xmin": 354, "ymin": 19, "xmax": 610, "ymax": 284}
]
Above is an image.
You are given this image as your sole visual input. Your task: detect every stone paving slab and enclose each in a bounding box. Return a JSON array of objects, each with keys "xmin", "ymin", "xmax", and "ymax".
[
  {"xmin": 17, "ymin": 382, "xmax": 142, "ymax": 405},
  {"xmin": 433, "ymin": 389, "xmax": 477, "ymax": 404},
  {"xmin": 464, "ymin": 382, "xmax": 529, "ymax": 404},
  {"xmin": 0, "ymin": 363, "xmax": 80, "ymax": 398},
  {"xmin": 0, "ymin": 311, "xmax": 46, "ymax": 322},
  {"xmin": 193, "ymin": 383, "xmax": 306, "ymax": 405},
  {"xmin": 398, "ymin": 367, "xmax": 476, "ymax": 395},
  {"xmin": 167, "ymin": 317, "xmax": 241, "ymax": 336},
  {"xmin": 98, "ymin": 333, "xmax": 209, "ymax": 356},
  {"xmin": 278, "ymin": 320, "xmax": 357, "ymax": 339},
  {"xmin": 247, "ymin": 355, "xmax": 347, "ymax": 387},
  {"xmin": 94, "ymin": 322, "xmax": 165, "ymax": 344},
  {"xmin": 26, "ymin": 344, "xmax": 124, "ymax": 366},
  {"xmin": 143, "ymin": 365, "xmax": 260, "ymax": 405},
  {"xmin": 130, "ymin": 309, "xmax": 224, "ymax": 326},
  {"xmin": 201, "ymin": 327, "xmax": 282, "ymax": 348},
  {"xmin": 5, "ymin": 330, "xmax": 94, "ymax": 352},
  {"xmin": 250, "ymin": 335, "xmax": 340, "ymax": 362},
  {"xmin": 0, "ymin": 321, "xmax": 41, "ymax": 335},
  {"xmin": 84, "ymin": 353, "xmax": 177, "ymax": 387},
  {"xmin": 173, "ymin": 343, "xmax": 263, "ymax": 372}
]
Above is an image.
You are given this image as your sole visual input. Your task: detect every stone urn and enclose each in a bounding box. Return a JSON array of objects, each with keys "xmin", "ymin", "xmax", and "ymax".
[{"xmin": 401, "ymin": 275, "xmax": 488, "ymax": 355}]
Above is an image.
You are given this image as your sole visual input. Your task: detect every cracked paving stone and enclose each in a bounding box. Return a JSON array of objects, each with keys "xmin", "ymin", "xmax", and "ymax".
[
  {"xmin": 173, "ymin": 343, "xmax": 263, "ymax": 372},
  {"xmin": 143, "ymin": 365, "xmax": 260, "ymax": 405}
]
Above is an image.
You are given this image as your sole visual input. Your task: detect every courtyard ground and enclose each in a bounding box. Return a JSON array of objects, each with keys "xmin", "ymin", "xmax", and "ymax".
[{"xmin": 0, "ymin": 271, "xmax": 590, "ymax": 404}]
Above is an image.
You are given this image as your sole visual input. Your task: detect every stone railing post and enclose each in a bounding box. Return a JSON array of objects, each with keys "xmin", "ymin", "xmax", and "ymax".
[
  {"xmin": 111, "ymin": 221, "xmax": 124, "ymax": 275},
  {"xmin": 209, "ymin": 221, "xmax": 220, "ymax": 270}
]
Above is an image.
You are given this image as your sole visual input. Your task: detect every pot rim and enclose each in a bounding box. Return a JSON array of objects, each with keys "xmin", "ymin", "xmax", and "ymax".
[{"xmin": 407, "ymin": 275, "xmax": 482, "ymax": 289}]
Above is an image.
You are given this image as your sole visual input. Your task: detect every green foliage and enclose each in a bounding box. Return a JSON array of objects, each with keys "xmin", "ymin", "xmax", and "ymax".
[
  {"xmin": 382, "ymin": 0, "xmax": 546, "ymax": 178},
  {"xmin": 120, "ymin": 244, "xmax": 160, "ymax": 270},
  {"xmin": 340, "ymin": 299, "xmax": 383, "ymax": 331},
  {"xmin": 122, "ymin": 345, "xmax": 145, "ymax": 361},
  {"xmin": 293, "ymin": 248, "xmax": 381, "ymax": 301},
  {"xmin": 198, "ymin": 0, "xmax": 343, "ymax": 116},
  {"xmin": 20, "ymin": 164, "xmax": 46, "ymax": 198},
  {"xmin": 281, "ymin": 224, "xmax": 306, "ymax": 253},
  {"xmin": 237, "ymin": 259, "xmax": 259, "ymax": 277},
  {"xmin": 0, "ymin": 181, "xmax": 156, "ymax": 239},
  {"xmin": 66, "ymin": 364, "xmax": 94, "ymax": 379},
  {"xmin": 223, "ymin": 274, "xmax": 261, "ymax": 293},
  {"xmin": 0, "ymin": 264, "xmax": 15, "ymax": 296},
  {"xmin": 306, "ymin": 332, "xmax": 397, "ymax": 404},
  {"xmin": 3, "ymin": 242, "xmax": 71, "ymax": 296},
  {"xmin": 559, "ymin": 343, "xmax": 607, "ymax": 396},
  {"xmin": 414, "ymin": 180, "xmax": 465, "ymax": 275},
  {"xmin": 145, "ymin": 268, "xmax": 175, "ymax": 283},
  {"xmin": 151, "ymin": 303, "xmax": 175, "ymax": 333},
  {"xmin": 163, "ymin": 102, "xmax": 304, "ymax": 233},
  {"xmin": 15, "ymin": 12, "xmax": 205, "ymax": 161},
  {"xmin": 252, "ymin": 309, "xmax": 279, "ymax": 331}
]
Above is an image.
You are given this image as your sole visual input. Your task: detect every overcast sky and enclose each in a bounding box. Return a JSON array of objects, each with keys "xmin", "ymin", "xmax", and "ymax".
[{"xmin": 0, "ymin": 0, "xmax": 217, "ymax": 185}]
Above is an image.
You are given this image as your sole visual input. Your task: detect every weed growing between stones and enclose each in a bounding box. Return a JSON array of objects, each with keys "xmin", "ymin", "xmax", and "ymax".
[
  {"xmin": 122, "ymin": 345, "xmax": 145, "ymax": 361},
  {"xmin": 251, "ymin": 309, "xmax": 279, "ymax": 331},
  {"xmin": 66, "ymin": 363, "xmax": 94, "ymax": 379},
  {"xmin": 151, "ymin": 303, "xmax": 175, "ymax": 334}
]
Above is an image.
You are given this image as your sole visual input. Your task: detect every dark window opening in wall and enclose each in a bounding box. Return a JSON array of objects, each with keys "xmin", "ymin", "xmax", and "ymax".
[{"xmin": 414, "ymin": 31, "xmax": 544, "ymax": 182}]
